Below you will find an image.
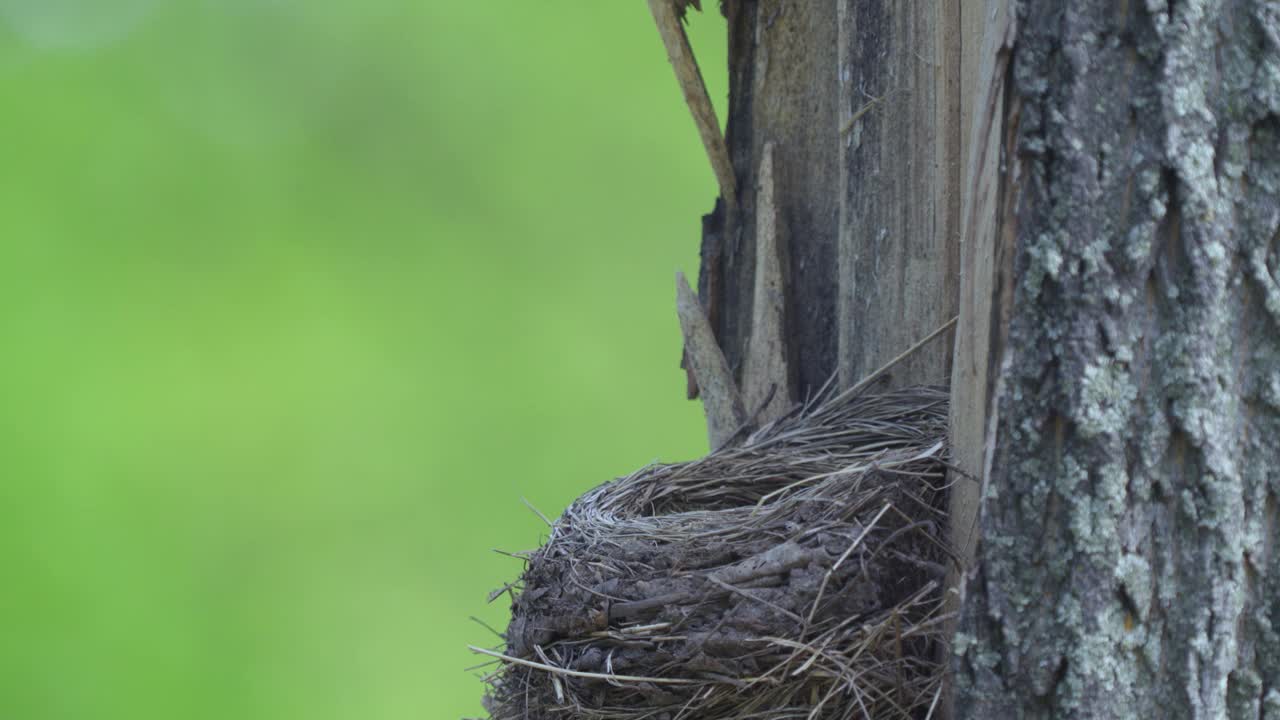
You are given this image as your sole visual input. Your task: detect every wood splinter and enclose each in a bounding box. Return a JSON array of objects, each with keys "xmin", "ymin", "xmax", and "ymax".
[
  {"xmin": 676, "ymin": 271, "xmax": 747, "ymax": 449},
  {"xmin": 741, "ymin": 143, "xmax": 792, "ymax": 424},
  {"xmin": 647, "ymin": 0, "xmax": 737, "ymax": 205}
]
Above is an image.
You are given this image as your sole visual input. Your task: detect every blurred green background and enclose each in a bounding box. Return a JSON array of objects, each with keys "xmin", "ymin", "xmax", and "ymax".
[{"xmin": 0, "ymin": 2, "xmax": 726, "ymax": 717}]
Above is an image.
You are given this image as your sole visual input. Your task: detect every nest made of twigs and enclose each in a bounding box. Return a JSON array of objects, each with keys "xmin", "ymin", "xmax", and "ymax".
[{"xmin": 476, "ymin": 385, "xmax": 954, "ymax": 720}]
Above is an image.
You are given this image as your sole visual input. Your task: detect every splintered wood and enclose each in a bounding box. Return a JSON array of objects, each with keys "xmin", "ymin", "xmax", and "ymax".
[
  {"xmin": 742, "ymin": 143, "xmax": 792, "ymax": 424},
  {"xmin": 676, "ymin": 271, "xmax": 747, "ymax": 449},
  {"xmin": 646, "ymin": 0, "xmax": 736, "ymax": 205}
]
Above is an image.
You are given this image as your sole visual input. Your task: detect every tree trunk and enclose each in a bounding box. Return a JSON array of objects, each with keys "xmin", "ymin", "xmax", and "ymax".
[
  {"xmin": 685, "ymin": 0, "xmax": 1280, "ymax": 717},
  {"xmin": 701, "ymin": 0, "xmax": 974, "ymax": 398},
  {"xmin": 952, "ymin": 1, "xmax": 1280, "ymax": 717}
]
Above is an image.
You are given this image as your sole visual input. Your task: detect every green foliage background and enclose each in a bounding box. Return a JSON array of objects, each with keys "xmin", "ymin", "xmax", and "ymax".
[{"xmin": 0, "ymin": 2, "xmax": 726, "ymax": 717}]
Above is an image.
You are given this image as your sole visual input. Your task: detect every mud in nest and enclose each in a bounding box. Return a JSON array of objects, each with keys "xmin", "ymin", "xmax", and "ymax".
[{"xmin": 477, "ymin": 386, "xmax": 955, "ymax": 719}]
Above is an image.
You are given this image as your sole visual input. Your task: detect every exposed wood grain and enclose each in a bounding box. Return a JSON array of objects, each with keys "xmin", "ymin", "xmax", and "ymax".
[
  {"xmin": 942, "ymin": 4, "xmax": 1015, "ymax": 716},
  {"xmin": 948, "ymin": 0, "xmax": 1016, "ymax": 580},
  {"xmin": 703, "ymin": 1, "xmax": 842, "ymax": 401},
  {"xmin": 742, "ymin": 143, "xmax": 792, "ymax": 423},
  {"xmin": 835, "ymin": 0, "xmax": 962, "ymax": 392},
  {"xmin": 959, "ymin": 1, "xmax": 991, "ymax": 182}
]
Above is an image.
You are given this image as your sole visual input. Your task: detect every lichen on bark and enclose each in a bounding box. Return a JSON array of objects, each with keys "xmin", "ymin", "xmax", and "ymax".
[{"xmin": 956, "ymin": 1, "xmax": 1280, "ymax": 717}]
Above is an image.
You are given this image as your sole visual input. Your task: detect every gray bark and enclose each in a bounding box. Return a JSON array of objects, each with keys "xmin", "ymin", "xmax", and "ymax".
[{"xmin": 954, "ymin": 1, "xmax": 1280, "ymax": 718}]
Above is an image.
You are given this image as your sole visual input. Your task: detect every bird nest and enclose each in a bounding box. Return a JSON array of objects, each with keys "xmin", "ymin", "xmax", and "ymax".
[{"xmin": 477, "ymin": 386, "xmax": 954, "ymax": 719}]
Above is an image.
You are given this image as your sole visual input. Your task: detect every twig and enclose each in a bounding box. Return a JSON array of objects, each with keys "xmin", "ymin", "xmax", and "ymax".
[
  {"xmin": 806, "ymin": 502, "xmax": 892, "ymax": 626},
  {"xmin": 521, "ymin": 497, "xmax": 553, "ymax": 527},
  {"xmin": 647, "ymin": 0, "xmax": 737, "ymax": 204},
  {"xmin": 924, "ymin": 683, "xmax": 943, "ymax": 720},
  {"xmin": 471, "ymin": 615, "xmax": 506, "ymax": 638},
  {"xmin": 840, "ymin": 93, "xmax": 887, "ymax": 135},
  {"xmin": 832, "ymin": 316, "xmax": 958, "ymax": 405},
  {"xmin": 468, "ymin": 646, "xmax": 706, "ymax": 686},
  {"xmin": 706, "ymin": 576, "xmax": 804, "ymax": 624}
]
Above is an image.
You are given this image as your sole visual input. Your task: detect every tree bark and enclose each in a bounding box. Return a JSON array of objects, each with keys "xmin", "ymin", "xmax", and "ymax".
[
  {"xmin": 679, "ymin": 0, "xmax": 1280, "ymax": 717},
  {"xmin": 953, "ymin": 1, "xmax": 1280, "ymax": 717}
]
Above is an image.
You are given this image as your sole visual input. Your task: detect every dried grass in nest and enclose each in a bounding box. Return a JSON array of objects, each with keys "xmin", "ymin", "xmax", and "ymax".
[{"xmin": 475, "ymin": 385, "xmax": 954, "ymax": 720}]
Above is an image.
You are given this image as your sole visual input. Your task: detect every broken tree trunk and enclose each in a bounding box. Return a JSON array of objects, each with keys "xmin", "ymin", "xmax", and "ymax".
[
  {"xmin": 673, "ymin": 0, "xmax": 983, "ymax": 711},
  {"xmin": 665, "ymin": 0, "xmax": 1280, "ymax": 718},
  {"xmin": 697, "ymin": 0, "xmax": 975, "ymax": 401}
]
